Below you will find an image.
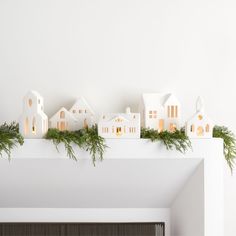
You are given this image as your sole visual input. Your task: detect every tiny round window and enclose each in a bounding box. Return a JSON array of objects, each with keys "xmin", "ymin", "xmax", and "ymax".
[
  {"xmin": 198, "ymin": 115, "xmax": 203, "ymax": 120},
  {"xmin": 28, "ymin": 99, "xmax": 32, "ymax": 107}
]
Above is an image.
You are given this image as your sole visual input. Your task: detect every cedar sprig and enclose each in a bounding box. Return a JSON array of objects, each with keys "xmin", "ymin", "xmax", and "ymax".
[
  {"xmin": 45, "ymin": 125, "xmax": 107, "ymax": 165},
  {"xmin": 213, "ymin": 126, "xmax": 236, "ymax": 172},
  {"xmin": 141, "ymin": 127, "xmax": 191, "ymax": 153},
  {"xmin": 0, "ymin": 122, "xmax": 24, "ymax": 159}
]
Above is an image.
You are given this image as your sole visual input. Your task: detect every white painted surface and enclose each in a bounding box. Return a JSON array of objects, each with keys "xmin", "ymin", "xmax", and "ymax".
[
  {"xmin": 0, "ymin": 140, "xmax": 204, "ymax": 208},
  {"xmin": 171, "ymin": 162, "xmax": 205, "ymax": 236},
  {"xmin": 0, "ymin": 139, "xmax": 223, "ymax": 236},
  {"xmin": 0, "ymin": 0, "xmax": 234, "ymax": 234}
]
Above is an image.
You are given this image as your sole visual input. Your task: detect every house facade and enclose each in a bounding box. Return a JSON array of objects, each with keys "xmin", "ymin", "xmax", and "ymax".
[
  {"xmin": 98, "ymin": 108, "xmax": 140, "ymax": 139},
  {"xmin": 49, "ymin": 107, "xmax": 78, "ymax": 131},
  {"xmin": 140, "ymin": 93, "xmax": 180, "ymax": 132},
  {"xmin": 69, "ymin": 97, "xmax": 95, "ymax": 129},
  {"xmin": 185, "ymin": 97, "xmax": 213, "ymax": 138},
  {"xmin": 19, "ymin": 91, "xmax": 48, "ymax": 138}
]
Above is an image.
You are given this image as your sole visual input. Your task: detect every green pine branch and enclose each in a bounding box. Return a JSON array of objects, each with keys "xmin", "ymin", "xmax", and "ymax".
[
  {"xmin": 141, "ymin": 127, "xmax": 192, "ymax": 154},
  {"xmin": 45, "ymin": 125, "xmax": 107, "ymax": 165},
  {"xmin": 0, "ymin": 122, "xmax": 24, "ymax": 159},
  {"xmin": 213, "ymin": 126, "xmax": 236, "ymax": 172}
]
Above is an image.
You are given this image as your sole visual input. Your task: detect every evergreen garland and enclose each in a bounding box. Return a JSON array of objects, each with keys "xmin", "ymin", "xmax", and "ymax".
[
  {"xmin": 0, "ymin": 122, "xmax": 24, "ymax": 159},
  {"xmin": 0, "ymin": 122, "xmax": 235, "ymax": 171},
  {"xmin": 213, "ymin": 126, "xmax": 236, "ymax": 172},
  {"xmin": 45, "ymin": 125, "xmax": 107, "ymax": 165},
  {"xmin": 141, "ymin": 128, "xmax": 192, "ymax": 153}
]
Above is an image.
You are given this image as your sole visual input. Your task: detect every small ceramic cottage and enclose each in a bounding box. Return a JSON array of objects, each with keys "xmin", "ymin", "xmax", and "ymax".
[
  {"xmin": 98, "ymin": 107, "xmax": 140, "ymax": 139},
  {"xmin": 19, "ymin": 90, "xmax": 48, "ymax": 138},
  {"xmin": 49, "ymin": 107, "xmax": 78, "ymax": 131},
  {"xmin": 69, "ymin": 97, "xmax": 95, "ymax": 129},
  {"xmin": 139, "ymin": 93, "xmax": 180, "ymax": 132},
  {"xmin": 185, "ymin": 97, "xmax": 214, "ymax": 138}
]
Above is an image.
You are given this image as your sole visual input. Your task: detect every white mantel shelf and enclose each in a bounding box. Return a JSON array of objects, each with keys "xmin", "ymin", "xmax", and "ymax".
[
  {"xmin": 4, "ymin": 138, "xmax": 223, "ymax": 159},
  {"xmin": 0, "ymin": 138, "xmax": 224, "ymax": 236}
]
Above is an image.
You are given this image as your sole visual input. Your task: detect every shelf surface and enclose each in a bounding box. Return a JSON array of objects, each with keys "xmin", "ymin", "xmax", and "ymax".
[{"xmin": 0, "ymin": 138, "xmax": 222, "ymax": 209}]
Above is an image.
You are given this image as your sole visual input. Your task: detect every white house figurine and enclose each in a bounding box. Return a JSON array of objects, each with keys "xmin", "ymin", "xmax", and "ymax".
[
  {"xmin": 19, "ymin": 90, "xmax": 48, "ymax": 138},
  {"xmin": 49, "ymin": 107, "xmax": 78, "ymax": 131},
  {"xmin": 69, "ymin": 97, "xmax": 95, "ymax": 129},
  {"xmin": 140, "ymin": 93, "xmax": 180, "ymax": 132},
  {"xmin": 98, "ymin": 107, "xmax": 140, "ymax": 139},
  {"xmin": 185, "ymin": 97, "xmax": 214, "ymax": 138}
]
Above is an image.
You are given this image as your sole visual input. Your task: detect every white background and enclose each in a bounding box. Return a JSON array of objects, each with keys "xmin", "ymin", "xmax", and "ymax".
[{"xmin": 0, "ymin": 0, "xmax": 235, "ymax": 235}]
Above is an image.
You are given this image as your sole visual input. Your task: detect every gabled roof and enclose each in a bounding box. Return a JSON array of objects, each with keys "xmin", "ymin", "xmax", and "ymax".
[
  {"xmin": 186, "ymin": 110, "xmax": 214, "ymax": 125},
  {"xmin": 99, "ymin": 113, "xmax": 140, "ymax": 123},
  {"xmin": 142, "ymin": 93, "xmax": 179, "ymax": 108},
  {"xmin": 69, "ymin": 97, "xmax": 95, "ymax": 115},
  {"xmin": 50, "ymin": 107, "xmax": 77, "ymax": 122}
]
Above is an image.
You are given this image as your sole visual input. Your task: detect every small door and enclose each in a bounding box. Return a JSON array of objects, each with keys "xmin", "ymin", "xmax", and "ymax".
[
  {"xmin": 60, "ymin": 122, "xmax": 66, "ymax": 131},
  {"xmin": 116, "ymin": 127, "xmax": 122, "ymax": 136},
  {"xmin": 197, "ymin": 126, "xmax": 204, "ymax": 136},
  {"xmin": 84, "ymin": 119, "xmax": 88, "ymax": 128},
  {"xmin": 158, "ymin": 119, "xmax": 164, "ymax": 132}
]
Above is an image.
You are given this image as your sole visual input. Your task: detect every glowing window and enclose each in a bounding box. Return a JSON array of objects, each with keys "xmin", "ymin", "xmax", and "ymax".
[
  {"xmin": 60, "ymin": 111, "xmax": 65, "ymax": 119},
  {"xmin": 198, "ymin": 115, "xmax": 203, "ymax": 120},
  {"xmin": 28, "ymin": 99, "xmax": 32, "ymax": 107}
]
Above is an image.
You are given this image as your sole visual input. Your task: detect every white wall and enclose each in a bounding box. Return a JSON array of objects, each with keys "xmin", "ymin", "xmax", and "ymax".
[
  {"xmin": 171, "ymin": 162, "xmax": 205, "ymax": 236},
  {"xmin": 0, "ymin": 0, "xmax": 235, "ymax": 235}
]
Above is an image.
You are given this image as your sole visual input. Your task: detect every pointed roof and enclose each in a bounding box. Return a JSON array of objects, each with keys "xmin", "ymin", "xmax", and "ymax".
[
  {"xmin": 69, "ymin": 97, "xmax": 95, "ymax": 115},
  {"xmin": 142, "ymin": 93, "xmax": 179, "ymax": 108},
  {"xmin": 186, "ymin": 97, "xmax": 214, "ymax": 125},
  {"xmin": 23, "ymin": 90, "xmax": 43, "ymax": 101},
  {"xmin": 50, "ymin": 107, "xmax": 77, "ymax": 122}
]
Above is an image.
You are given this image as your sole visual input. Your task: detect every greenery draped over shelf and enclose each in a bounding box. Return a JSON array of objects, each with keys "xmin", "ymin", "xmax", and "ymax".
[
  {"xmin": 213, "ymin": 126, "xmax": 236, "ymax": 172},
  {"xmin": 45, "ymin": 126, "xmax": 107, "ymax": 165},
  {"xmin": 0, "ymin": 122, "xmax": 24, "ymax": 160},
  {"xmin": 140, "ymin": 127, "xmax": 191, "ymax": 153},
  {"xmin": 0, "ymin": 122, "xmax": 235, "ymax": 171}
]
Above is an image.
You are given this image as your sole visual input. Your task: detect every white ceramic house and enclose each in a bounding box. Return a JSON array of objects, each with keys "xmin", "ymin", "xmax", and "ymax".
[
  {"xmin": 69, "ymin": 97, "xmax": 95, "ymax": 129},
  {"xmin": 49, "ymin": 107, "xmax": 78, "ymax": 131},
  {"xmin": 140, "ymin": 93, "xmax": 180, "ymax": 132},
  {"xmin": 98, "ymin": 107, "xmax": 140, "ymax": 139},
  {"xmin": 19, "ymin": 90, "xmax": 48, "ymax": 138},
  {"xmin": 185, "ymin": 97, "xmax": 214, "ymax": 138}
]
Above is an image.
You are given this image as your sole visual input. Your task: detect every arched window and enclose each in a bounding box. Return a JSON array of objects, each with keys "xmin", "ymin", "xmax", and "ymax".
[
  {"xmin": 60, "ymin": 111, "xmax": 65, "ymax": 119},
  {"xmin": 206, "ymin": 124, "xmax": 210, "ymax": 132},
  {"xmin": 32, "ymin": 117, "xmax": 36, "ymax": 134},
  {"xmin": 190, "ymin": 125, "xmax": 195, "ymax": 132},
  {"xmin": 28, "ymin": 99, "xmax": 32, "ymax": 107},
  {"xmin": 197, "ymin": 126, "xmax": 204, "ymax": 136}
]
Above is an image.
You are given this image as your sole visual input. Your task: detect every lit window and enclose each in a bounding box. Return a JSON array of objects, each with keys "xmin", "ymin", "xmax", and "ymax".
[
  {"xmin": 190, "ymin": 125, "xmax": 195, "ymax": 132},
  {"xmin": 28, "ymin": 99, "xmax": 32, "ymax": 107},
  {"xmin": 60, "ymin": 111, "xmax": 65, "ymax": 119},
  {"xmin": 206, "ymin": 124, "xmax": 210, "ymax": 132},
  {"xmin": 197, "ymin": 126, "xmax": 204, "ymax": 136},
  {"xmin": 198, "ymin": 115, "xmax": 203, "ymax": 120}
]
